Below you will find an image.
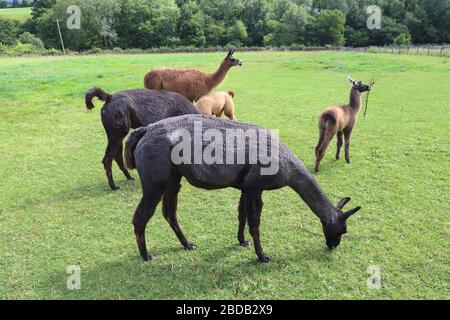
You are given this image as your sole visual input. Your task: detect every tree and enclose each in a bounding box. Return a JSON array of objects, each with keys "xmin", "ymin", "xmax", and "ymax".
[
  {"xmin": 32, "ymin": 0, "xmax": 57, "ymax": 23},
  {"xmin": 117, "ymin": 0, "xmax": 180, "ymax": 49},
  {"xmin": 241, "ymin": 0, "xmax": 270, "ymax": 46},
  {"xmin": 394, "ymin": 32, "xmax": 412, "ymax": 46},
  {"xmin": 36, "ymin": 0, "xmax": 122, "ymax": 51},
  {"xmin": 0, "ymin": 18, "xmax": 19, "ymax": 45},
  {"xmin": 177, "ymin": 0, "xmax": 206, "ymax": 47},
  {"xmin": 12, "ymin": 0, "xmax": 20, "ymax": 8},
  {"xmin": 227, "ymin": 20, "xmax": 248, "ymax": 46},
  {"xmin": 312, "ymin": 9, "xmax": 346, "ymax": 46},
  {"xmin": 0, "ymin": 1, "xmax": 8, "ymax": 8},
  {"xmin": 18, "ymin": 32, "xmax": 45, "ymax": 48}
]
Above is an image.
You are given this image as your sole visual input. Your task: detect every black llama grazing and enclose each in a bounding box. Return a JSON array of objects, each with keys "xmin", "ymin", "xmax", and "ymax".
[
  {"xmin": 125, "ymin": 115, "xmax": 361, "ymax": 263},
  {"xmin": 85, "ymin": 87, "xmax": 200, "ymax": 190}
]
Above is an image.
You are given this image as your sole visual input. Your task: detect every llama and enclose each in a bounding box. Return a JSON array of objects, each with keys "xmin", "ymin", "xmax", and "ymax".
[
  {"xmin": 85, "ymin": 87, "xmax": 200, "ymax": 190},
  {"xmin": 195, "ymin": 91, "xmax": 238, "ymax": 121},
  {"xmin": 125, "ymin": 115, "xmax": 361, "ymax": 263},
  {"xmin": 144, "ymin": 50, "xmax": 243, "ymax": 102},
  {"xmin": 314, "ymin": 77, "xmax": 372, "ymax": 173}
]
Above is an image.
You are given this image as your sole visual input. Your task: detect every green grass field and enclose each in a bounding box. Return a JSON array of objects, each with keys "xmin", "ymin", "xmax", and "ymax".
[
  {"xmin": 0, "ymin": 7, "xmax": 31, "ymax": 23},
  {"xmin": 0, "ymin": 51, "xmax": 448, "ymax": 300}
]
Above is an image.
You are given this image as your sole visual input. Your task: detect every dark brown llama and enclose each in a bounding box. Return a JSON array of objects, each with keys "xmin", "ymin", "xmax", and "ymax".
[
  {"xmin": 315, "ymin": 77, "xmax": 372, "ymax": 173},
  {"xmin": 85, "ymin": 87, "xmax": 200, "ymax": 190},
  {"xmin": 125, "ymin": 115, "xmax": 361, "ymax": 263},
  {"xmin": 144, "ymin": 50, "xmax": 243, "ymax": 102}
]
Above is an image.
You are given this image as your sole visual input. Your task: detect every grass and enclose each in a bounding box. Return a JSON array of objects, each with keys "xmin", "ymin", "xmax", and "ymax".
[
  {"xmin": 0, "ymin": 7, "xmax": 31, "ymax": 23},
  {"xmin": 0, "ymin": 51, "xmax": 448, "ymax": 300}
]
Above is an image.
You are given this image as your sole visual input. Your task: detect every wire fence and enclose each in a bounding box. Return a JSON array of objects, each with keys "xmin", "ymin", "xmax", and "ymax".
[{"xmin": 343, "ymin": 44, "xmax": 450, "ymax": 57}]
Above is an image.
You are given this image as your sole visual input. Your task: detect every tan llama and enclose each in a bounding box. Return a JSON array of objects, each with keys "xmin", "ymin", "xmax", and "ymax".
[
  {"xmin": 195, "ymin": 91, "xmax": 238, "ymax": 121},
  {"xmin": 314, "ymin": 77, "xmax": 372, "ymax": 173}
]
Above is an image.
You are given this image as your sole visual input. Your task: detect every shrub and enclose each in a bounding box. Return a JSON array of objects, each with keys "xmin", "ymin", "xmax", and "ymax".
[
  {"xmin": 90, "ymin": 47, "xmax": 103, "ymax": 54},
  {"xmin": 0, "ymin": 18, "xmax": 20, "ymax": 46},
  {"xmin": 18, "ymin": 32, "xmax": 45, "ymax": 49}
]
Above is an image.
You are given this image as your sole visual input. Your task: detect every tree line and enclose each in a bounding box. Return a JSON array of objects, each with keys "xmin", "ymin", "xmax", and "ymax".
[{"xmin": 1, "ymin": 0, "xmax": 450, "ymax": 52}]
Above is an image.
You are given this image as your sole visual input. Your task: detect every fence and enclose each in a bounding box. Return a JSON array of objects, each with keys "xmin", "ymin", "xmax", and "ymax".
[{"xmin": 343, "ymin": 45, "xmax": 450, "ymax": 57}]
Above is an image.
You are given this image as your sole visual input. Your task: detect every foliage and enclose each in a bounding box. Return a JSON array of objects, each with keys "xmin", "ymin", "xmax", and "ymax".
[
  {"xmin": 18, "ymin": 31, "xmax": 45, "ymax": 49},
  {"xmin": 0, "ymin": 17, "xmax": 19, "ymax": 45},
  {"xmin": 23, "ymin": 0, "xmax": 450, "ymax": 50}
]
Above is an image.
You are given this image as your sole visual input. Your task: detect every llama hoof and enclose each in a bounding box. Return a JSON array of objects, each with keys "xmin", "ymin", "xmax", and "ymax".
[
  {"xmin": 346, "ymin": 160, "xmax": 351, "ymax": 164},
  {"xmin": 336, "ymin": 155, "xmax": 340, "ymax": 160},
  {"xmin": 111, "ymin": 185, "xmax": 120, "ymax": 191},
  {"xmin": 314, "ymin": 168, "xmax": 320, "ymax": 173},
  {"xmin": 184, "ymin": 243, "xmax": 197, "ymax": 251},
  {"xmin": 239, "ymin": 240, "xmax": 249, "ymax": 247},
  {"xmin": 258, "ymin": 256, "xmax": 271, "ymax": 264},
  {"xmin": 143, "ymin": 255, "xmax": 156, "ymax": 261}
]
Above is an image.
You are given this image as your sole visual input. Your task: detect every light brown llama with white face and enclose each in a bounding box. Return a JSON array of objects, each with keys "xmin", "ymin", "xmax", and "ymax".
[
  {"xmin": 315, "ymin": 77, "xmax": 372, "ymax": 173},
  {"xmin": 195, "ymin": 91, "xmax": 237, "ymax": 121},
  {"xmin": 144, "ymin": 50, "xmax": 243, "ymax": 103}
]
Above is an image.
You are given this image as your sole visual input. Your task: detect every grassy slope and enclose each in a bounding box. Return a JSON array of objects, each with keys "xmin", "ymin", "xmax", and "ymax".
[
  {"xmin": 0, "ymin": 52, "xmax": 448, "ymax": 299},
  {"xmin": 0, "ymin": 7, "xmax": 31, "ymax": 23}
]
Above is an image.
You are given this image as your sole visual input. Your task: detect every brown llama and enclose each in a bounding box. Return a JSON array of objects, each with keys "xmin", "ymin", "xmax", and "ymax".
[
  {"xmin": 85, "ymin": 87, "xmax": 200, "ymax": 190},
  {"xmin": 144, "ymin": 50, "xmax": 243, "ymax": 102},
  {"xmin": 315, "ymin": 77, "xmax": 372, "ymax": 173},
  {"xmin": 194, "ymin": 91, "xmax": 237, "ymax": 121}
]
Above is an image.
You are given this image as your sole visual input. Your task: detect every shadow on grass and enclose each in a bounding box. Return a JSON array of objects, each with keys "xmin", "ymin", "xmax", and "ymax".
[{"xmin": 43, "ymin": 239, "xmax": 333, "ymax": 299}]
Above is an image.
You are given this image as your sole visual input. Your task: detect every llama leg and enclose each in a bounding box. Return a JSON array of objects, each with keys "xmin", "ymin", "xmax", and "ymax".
[
  {"xmin": 114, "ymin": 141, "xmax": 134, "ymax": 181},
  {"xmin": 162, "ymin": 174, "xmax": 196, "ymax": 250},
  {"xmin": 133, "ymin": 192, "xmax": 163, "ymax": 261},
  {"xmin": 336, "ymin": 132, "xmax": 343, "ymax": 160},
  {"xmin": 225, "ymin": 110, "xmax": 237, "ymax": 121},
  {"xmin": 315, "ymin": 130, "xmax": 335, "ymax": 173},
  {"xmin": 103, "ymin": 141, "xmax": 121, "ymax": 190},
  {"xmin": 344, "ymin": 129, "xmax": 352, "ymax": 163},
  {"xmin": 237, "ymin": 193, "xmax": 249, "ymax": 247},
  {"xmin": 246, "ymin": 191, "xmax": 269, "ymax": 263},
  {"xmin": 315, "ymin": 130, "xmax": 325, "ymax": 158}
]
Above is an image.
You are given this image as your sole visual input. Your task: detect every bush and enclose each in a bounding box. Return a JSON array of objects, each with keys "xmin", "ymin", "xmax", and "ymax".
[
  {"xmin": 112, "ymin": 47, "xmax": 123, "ymax": 53},
  {"xmin": 0, "ymin": 18, "xmax": 20, "ymax": 46},
  {"xmin": 90, "ymin": 47, "xmax": 103, "ymax": 54},
  {"xmin": 18, "ymin": 32, "xmax": 45, "ymax": 49},
  {"xmin": 394, "ymin": 33, "xmax": 412, "ymax": 46}
]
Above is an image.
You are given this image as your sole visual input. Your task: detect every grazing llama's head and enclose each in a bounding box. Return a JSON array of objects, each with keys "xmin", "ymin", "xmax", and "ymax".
[
  {"xmin": 322, "ymin": 197, "xmax": 361, "ymax": 249},
  {"xmin": 225, "ymin": 50, "xmax": 243, "ymax": 67}
]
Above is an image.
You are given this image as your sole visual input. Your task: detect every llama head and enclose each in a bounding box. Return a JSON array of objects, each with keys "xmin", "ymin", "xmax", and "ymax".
[
  {"xmin": 225, "ymin": 50, "xmax": 243, "ymax": 67},
  {"xmin": 322, "ymin": 197, "xmax": 361, "ymax": 250},
  {"xmin": 348, "ymin": 76, "xmax": 371, "ymax": 93}
]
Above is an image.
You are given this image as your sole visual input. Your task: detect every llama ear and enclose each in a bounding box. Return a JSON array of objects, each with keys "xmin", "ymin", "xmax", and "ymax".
[
  {"xmin": 337, "ymin": 197, "xmax": 351, "ymax": 209},
  {"xmin": 347, "ymin": 76, "xmax": 356, "ymax": 85},
  {"xmin": 343, "ymin": 207, "xmax": 361, "ymax": 220},
  {"xmin": 227, "ymin": 50, "xmax": 233, "ymax": 57}
]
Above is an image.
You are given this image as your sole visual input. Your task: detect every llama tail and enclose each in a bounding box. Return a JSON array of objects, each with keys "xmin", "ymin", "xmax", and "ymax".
[
  {"xmin": 227, "ymin": 91, "xmax": 235, "ymax": 98},
  {"xmin": 319, "ymin": 113, "xmax": 337, "ymax": 149},
  {"xmin": 85, "ymin": 87, "xmax": 111, "ymax": 110},
  {"xmin": 125, "ymin": 127, "xmax": 148, "ymax": 170}
]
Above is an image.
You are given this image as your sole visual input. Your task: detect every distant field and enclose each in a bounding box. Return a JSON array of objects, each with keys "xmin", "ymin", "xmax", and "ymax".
[
  {"xmin": 0, "ymin": 7, "xmax": 31, "ymax": 23},
  {"xmin": 0, "ymin": 51, "xmax": 448, "ymax": 299}
]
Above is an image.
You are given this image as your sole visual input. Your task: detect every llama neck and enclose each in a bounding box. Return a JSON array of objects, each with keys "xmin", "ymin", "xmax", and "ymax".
[
  {"xmin": 288, "ymin": 159, "xmax": 336, "ymax": 223},
  {"xmin": 209, "ymin": 60, "xmax": 230, "ymax": 90},
  {"xmin": 349, "ymin": 88, "xmax": 361, "ymax": 111}
]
